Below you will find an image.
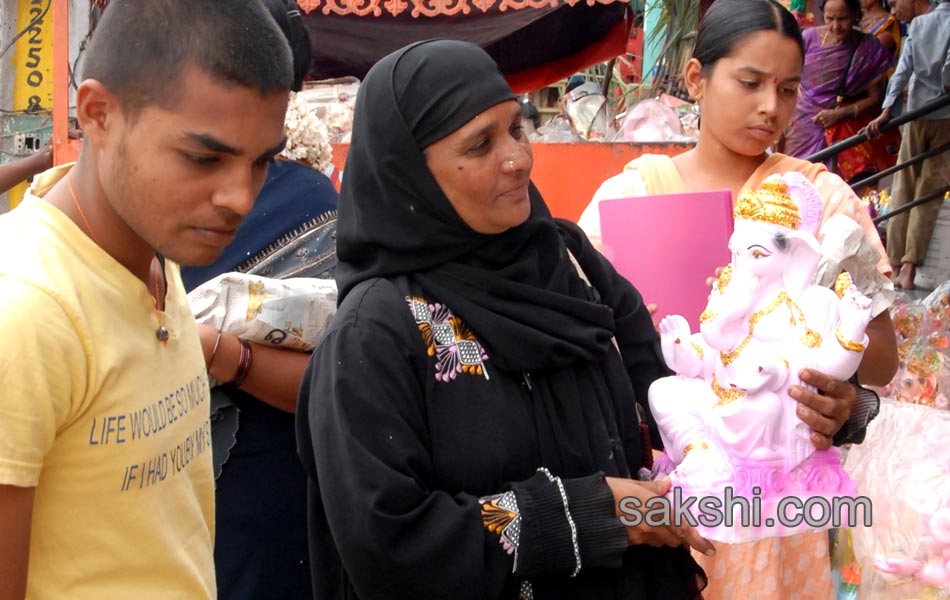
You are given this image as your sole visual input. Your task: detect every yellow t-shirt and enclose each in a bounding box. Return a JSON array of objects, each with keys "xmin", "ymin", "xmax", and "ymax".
[{"xmin": 0, "ymin": 166, "xmax": 215, "ymax": 598}]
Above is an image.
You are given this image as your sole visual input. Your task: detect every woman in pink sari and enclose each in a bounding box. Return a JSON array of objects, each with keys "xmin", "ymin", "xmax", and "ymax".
[{"xmin": 783, "ymin": 0, "xmax": 895, "ymax": 181}]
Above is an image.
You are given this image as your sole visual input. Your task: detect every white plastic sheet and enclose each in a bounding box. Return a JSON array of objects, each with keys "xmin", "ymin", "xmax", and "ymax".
[{"xmin": 845, "ymin": 399, "xmax": 950, "ymax": 597}]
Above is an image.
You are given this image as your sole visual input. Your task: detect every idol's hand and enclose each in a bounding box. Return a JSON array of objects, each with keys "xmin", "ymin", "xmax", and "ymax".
[{"xmin": 659, "ymin": 316, "xmax": 702, "ymax": 378}]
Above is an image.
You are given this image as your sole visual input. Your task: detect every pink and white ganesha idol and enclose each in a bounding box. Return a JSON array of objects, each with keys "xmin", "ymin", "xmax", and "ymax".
[{"xmin": 648, "ymin": 172, "xmax": 871, "ymax": 543}]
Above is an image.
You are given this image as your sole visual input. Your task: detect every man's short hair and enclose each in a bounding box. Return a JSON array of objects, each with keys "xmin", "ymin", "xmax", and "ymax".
[{"xmin": 82, "ymin": 0, "xmax": 293, "ymax": 115}]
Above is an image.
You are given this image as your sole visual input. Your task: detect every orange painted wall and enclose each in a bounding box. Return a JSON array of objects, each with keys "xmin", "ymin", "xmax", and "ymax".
[{"xmin": 329, "ymin": 141, "xmax": 693, "ymax": 222}]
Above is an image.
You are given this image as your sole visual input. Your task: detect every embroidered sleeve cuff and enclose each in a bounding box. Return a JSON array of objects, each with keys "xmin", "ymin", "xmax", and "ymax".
[
  {"xmin": 562, "ymin": 473, "xmax": 628, "ymax": 569},
  {"xmin": 834, "ymin": 383, "xmax": 880, "ymax": 446},
  {"xmin": 509, "ymin": 472, "xmax": 579, "ymax": 578},
  {"xmin": 479, "ymin": 490, "xmax": 523, "ymax": 572}
]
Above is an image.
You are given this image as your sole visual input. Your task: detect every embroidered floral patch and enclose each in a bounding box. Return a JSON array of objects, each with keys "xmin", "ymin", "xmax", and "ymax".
[
  {"xmin": 406, "ymin": 296, "xmax": 490, "ymax": 382},
  {"xmin": 518, "ymin": 580, "xmax": 534, "ymax": 600},
  {"xmin": 479, "ymin": 491, "xmax": 521, "ymax": 571}
]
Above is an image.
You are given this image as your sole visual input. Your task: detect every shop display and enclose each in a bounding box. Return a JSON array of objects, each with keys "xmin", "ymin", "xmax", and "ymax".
[{"xmin": 875, "ymin": 282, "xmax": 950, "ymax": 409}]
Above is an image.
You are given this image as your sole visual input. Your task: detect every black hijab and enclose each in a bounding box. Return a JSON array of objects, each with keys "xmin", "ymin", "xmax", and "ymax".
[
  {"xmin": 336, "ymin": 39, "xmax": 618, "ymax": 374},
  {"xmin": 333, "ymin": 40, "xmax": 705, "ymax": 597}
]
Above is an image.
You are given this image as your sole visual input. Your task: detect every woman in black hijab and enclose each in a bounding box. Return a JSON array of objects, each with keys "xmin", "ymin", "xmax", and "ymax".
[{"xmin": 296, "ymin": 39, "xmax": 710, "ymax": 600}]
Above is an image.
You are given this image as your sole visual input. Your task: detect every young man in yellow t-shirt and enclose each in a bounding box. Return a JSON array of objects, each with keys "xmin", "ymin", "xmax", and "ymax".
[{"xmin": 0, "ymin": 1, "xmax": 292, "ymax": 597}]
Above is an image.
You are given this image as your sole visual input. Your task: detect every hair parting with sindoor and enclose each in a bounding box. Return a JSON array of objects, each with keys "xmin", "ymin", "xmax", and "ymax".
[{"xmin": 693, "ymin": 0, "xmax": 805, "ymax": 74}]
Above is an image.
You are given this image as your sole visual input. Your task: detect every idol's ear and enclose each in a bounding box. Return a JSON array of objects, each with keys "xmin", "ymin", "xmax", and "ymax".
[
  {"xmin": 779, "ymin": 171, "xmax": 824, "ymax": 237},
  {"xmin": 782, "ymin": 232, "xmax": 823, "ymax": 295}
]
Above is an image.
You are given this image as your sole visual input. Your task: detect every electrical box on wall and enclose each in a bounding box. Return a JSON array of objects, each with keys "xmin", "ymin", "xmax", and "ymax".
[
  {"xmin": 1, "ymin": 114, "xmax": 53, "ymax": 212},
  {"xmin": 2, "ymin": 115, "xmax": 52, "ymax": 160}
]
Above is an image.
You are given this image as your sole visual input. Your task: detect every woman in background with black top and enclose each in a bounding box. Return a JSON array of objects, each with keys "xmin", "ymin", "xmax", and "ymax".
[{"xmin": 296, "ymin": 38, "xmax": 713, "ymax": 600}]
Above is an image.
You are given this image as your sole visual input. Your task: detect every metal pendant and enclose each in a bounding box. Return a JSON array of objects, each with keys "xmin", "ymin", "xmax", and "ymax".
[{"xmin": 156, "ymin": 326, "xmax": 170, "ymax": 343}]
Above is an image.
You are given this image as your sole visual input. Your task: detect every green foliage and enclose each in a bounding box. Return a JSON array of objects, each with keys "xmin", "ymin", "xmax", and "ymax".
[
  {"xmin": 646, "ymin": 0, "xmax": 700, "ymax": 98},
  {"xmin": 546, "ymin": 0, "xmax": 700, "ymax": 119}
]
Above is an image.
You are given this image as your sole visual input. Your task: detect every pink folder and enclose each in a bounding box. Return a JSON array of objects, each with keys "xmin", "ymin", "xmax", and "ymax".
[{"xmin": 598, "ymin": 190, "xmax": 734, "ymax": 330}]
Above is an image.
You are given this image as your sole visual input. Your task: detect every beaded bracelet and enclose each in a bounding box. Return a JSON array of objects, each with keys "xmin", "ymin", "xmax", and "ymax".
[
  {"xmin": 537, "ymin": 467, "xmax": 582, "ymax": 577},
  {"xmin": 228, "ymin": 339, "xmax": 253, "ymax": 387},
  {"xmin": 208, "ymin": 330, "xmax": 224, "ymax": 370}
]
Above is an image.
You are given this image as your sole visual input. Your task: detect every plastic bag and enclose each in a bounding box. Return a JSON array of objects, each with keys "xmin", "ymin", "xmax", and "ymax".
[
  {"xmin": 531, "ymin": 115, "xmax": 584, "ymax": 143},
  {"xmin": 845, "ymin": 399, "xmax": 950, "ymax": 597},
  {"xmin": 561, "ymin": 82, "xmax": 615, "ymax": 141},
  {"xmin": 188, "ymin": 272, "xmax": 337, "ymax": 352},
  {"xmin": 608, "ymin": 98, "xmax": 687, "ymax": 143}
]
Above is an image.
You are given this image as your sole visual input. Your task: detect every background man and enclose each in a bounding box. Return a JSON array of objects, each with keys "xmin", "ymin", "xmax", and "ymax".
[{"xmin": 867, "ymin": 0, "xmax": 950, "ymax": 290}]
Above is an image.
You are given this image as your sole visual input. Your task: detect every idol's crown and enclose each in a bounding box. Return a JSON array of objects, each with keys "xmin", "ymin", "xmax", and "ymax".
[{"xmin": 734, "ymin": 179, "xmax": 802, "ymax": 230}]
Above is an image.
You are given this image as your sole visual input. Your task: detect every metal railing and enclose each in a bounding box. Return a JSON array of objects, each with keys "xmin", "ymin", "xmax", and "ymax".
[
  {"xmin": 872, "ymin": 186, "xmax": 950, "ymax": 225},
  {"xmin": 806, "ymin": 93, "xmax": 950, "ymax": 164},
  {"xmin": 804, "ymin": 93, "xmax": 950, "ymax": 225},
  {"xmin": 852, "ymin": 141, "xmax": 950, "ymax": 189}
]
